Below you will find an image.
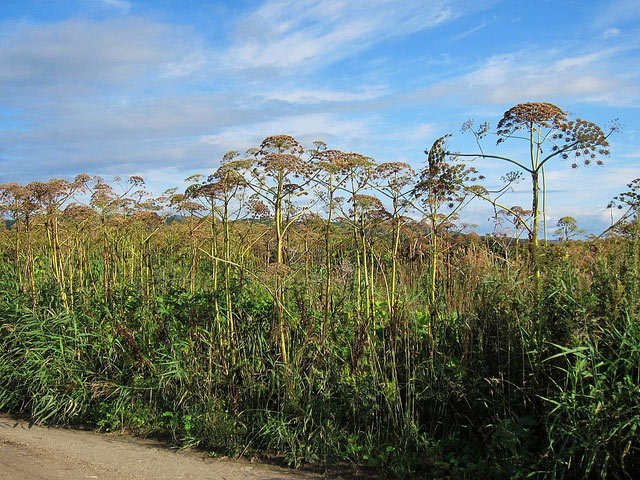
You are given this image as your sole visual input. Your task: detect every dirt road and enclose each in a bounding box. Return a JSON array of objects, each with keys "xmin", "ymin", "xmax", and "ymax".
[{"xmin": 0, "ymin": 414, "xmax": 318, "ymax": 480}]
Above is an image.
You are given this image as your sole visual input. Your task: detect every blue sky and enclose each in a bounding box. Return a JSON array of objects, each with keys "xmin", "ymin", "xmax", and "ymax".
[{"xmin": 1, "ymin": 0, "xmax": 639, "ymax": 234}]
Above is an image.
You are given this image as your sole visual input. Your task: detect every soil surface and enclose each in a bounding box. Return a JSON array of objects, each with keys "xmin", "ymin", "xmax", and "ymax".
[{"xmin": 0, "ymin": 414, "xmax": 320, "ymax": 480}]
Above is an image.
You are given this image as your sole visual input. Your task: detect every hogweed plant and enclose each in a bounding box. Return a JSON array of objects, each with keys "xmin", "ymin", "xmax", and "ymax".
[
  {"xmin": 314, "ymin": 147, "xmax": 370, "ymax": 340},
  {"xmin": 243, "ymin": 135, "xmax": 321, "ymax": 364},
  {"xmin": 416, "ymin": 135, "xmax": 480, "ymax": 307},
  {"xmin": 458, "ymin": 102, "xmax": 617, "ymax": 285},
  {"xmin": 1, "ymin": 127, "xmax": 638, "ymax": 480}
]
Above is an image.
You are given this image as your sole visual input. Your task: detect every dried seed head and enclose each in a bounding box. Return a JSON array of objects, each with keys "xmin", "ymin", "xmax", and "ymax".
[
  {"xmin": 263, "ymin": 262, "xmax": 292, "ymax": 279},
  {"xmin": 175, "ymin": 199, "xmax": 207, "ymax": 215},
  {"xmin": 610, "ymin": 178, "xmax": 640, "ymax": 211},
  {"xmin": 63, "ymin": 204, "xmax": 95, "ymax": 220},
  {"xmin": 497, "ymin": 102, "xmax": 567, "ymax": 135},
  {"xmin": 426, "ymin": 134, "xmax": 451, "ymax": 170},
  {"xmin": 259, "ymin": 135, "xmax": 304, "ymax": 155},
  {"xmin": 316, "ymin": 149, "xmax": 351, "ymax": 173},
  {"xmin": 497, "ymin": 102, "xmax": 611, "ymax": 166},
  {"xmin": 258, "ymin": 152, "xmax": 311, "ymax": 176},
  {"xmin": 351, "ymin": 194, "xmax": 384, "ymax": 211},
  {"xmin": 129, "ymin": 175, "xmax": 145, "ymax": 186},
  {"xmin": 249, "ymin": 199, "xmax": 270, "ymax": 219},
  {"xmin": 129, "ymin": 210, "xmax": 163, "ymax": 227}
]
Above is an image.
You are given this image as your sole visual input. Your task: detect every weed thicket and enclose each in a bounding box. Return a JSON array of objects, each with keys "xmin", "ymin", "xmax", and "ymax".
[{"xmin": 0, "ymin": 139, "xmax": 639, "ymax": 479}]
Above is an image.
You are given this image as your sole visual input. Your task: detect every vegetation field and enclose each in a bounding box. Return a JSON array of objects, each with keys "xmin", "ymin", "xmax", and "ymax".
[{"xmin": 1, "ymin": 104, "xmax": 639, "ymax": 478}]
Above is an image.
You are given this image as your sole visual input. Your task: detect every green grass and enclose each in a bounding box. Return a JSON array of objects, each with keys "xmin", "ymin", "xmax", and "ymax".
[{"xmin": 1, "ymin": 210, "xmax": 639, "ymax": 479}]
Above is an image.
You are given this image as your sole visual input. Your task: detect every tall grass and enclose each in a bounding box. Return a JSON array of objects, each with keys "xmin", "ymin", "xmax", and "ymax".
[{"xmin": 1, "ymin": 169, "xmax": 639, "ymax": 478}]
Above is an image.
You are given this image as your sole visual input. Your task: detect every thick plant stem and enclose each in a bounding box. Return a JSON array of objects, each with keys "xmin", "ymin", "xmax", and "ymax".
[
  {"xmin": 274, "ymin": 171, "xmax": 288, "ymax": 365},
  {"xmin": 430, "ymin": 226, "xmax": 437, "ymax": 307},
  {"xmin": 222, "ymin": 200, "xmax": 235, "ymax": 363},
  {"xmin": 390, "ymin": 202, "xmax": 401, "ymax": 324},
  {"xmin": 323, "ymin": 174, "xmax": 333, "ymax": 342},
  {"xmin": 530, "ymin": 171, "xmax": 541, "ymax": 294}
]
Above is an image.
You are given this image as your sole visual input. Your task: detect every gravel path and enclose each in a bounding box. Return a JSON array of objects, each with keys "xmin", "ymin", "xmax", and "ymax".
[{"xmin": 0, "ymin": 414, "xmax": 319, "ymax": 480}]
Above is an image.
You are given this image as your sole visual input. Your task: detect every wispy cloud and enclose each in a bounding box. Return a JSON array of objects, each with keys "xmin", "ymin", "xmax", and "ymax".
[
  {"xmin": 601, "ymin": 28, "xmax": 621, "ymax": 39},
  {"xmin": 257, "ymin": 86, "xmax": 389, "ymax": 104},
  {"xmin": 408, "ymin": 43, "xmax": 640, "ymax": 107},
  {"xmin": 384, "ymin": 122, "xmax": 439, "ymax": 142},
  {"xmin": 223, "ymin": 0, "xmax": 479, "ymax": 72},
  {"xmin": 0, "ymin": 11, "xmax": 396, "ymax": 181},
  {"xmin": 449, "ymin": 17, "xmax": 493, "ymax": 42},
  {"xmin": 0, "ymin": 18, "xmax": 194, "ymax": 94},
  {"xmin": 199, "ymin": 112, "xmax": 371, "ymax": 152},
  {"xmin": 592, "ymin": 0, "xmax": 640, "ymax": 28},
  {"xmin": 98, "ymin": 0, "xmax": 131, "ymax": 14}
]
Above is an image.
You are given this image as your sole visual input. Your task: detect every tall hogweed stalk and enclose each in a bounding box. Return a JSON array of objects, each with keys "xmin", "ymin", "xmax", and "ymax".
[{"xmin": 1, "ymin": 122, "xmax": 639, "ymax": 479}]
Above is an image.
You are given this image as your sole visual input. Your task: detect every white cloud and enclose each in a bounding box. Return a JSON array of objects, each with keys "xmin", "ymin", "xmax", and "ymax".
[
  {"xmin": 0, "ymin": 12, "xmax": 397, "ymax": 183},
  {"xmin": 98, "ymin": 0, "xmax": 131, "ymax": 14},
  {"xmin": 223, "ymin": 0, "xmax": 478, "ymax": 72},
  {"xmin": 199, "ymin": 113, "xmax": 371, "ymax": 152},
  {"xmin": 460, "ymin": 51, "xmax": 617, "ymax": 104},
  {"xmin": 601, "ymin": 28, "xmax": 621, "ymax": 39},
  {"xmin": 0, "ymin": 18, "xmax": 194, "ymax": 92},
  {"xmin": 592, "ymin": 0, "xmax": 640, "ymax": 28},
  {"xmin": 449, "ymin": 17, "xmax": 492, "ymax": 42},
  {"xmin": 258, "ymin": 86, "xmax": 388, "ymax": 104},
  {"xmin": 456, "ymin": 164, "xmax": 638, "ymax": 236},
  {"xmin": 385, "ymin": 123, "xmax": 439, "ymax": 142},
  {"xmin": 410, "ymin": 44, "xmax": 640, "ymax": 107}
]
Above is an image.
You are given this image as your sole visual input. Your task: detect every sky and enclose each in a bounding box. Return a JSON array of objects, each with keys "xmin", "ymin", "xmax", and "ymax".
[{"xmin": 1, "ymin": 0, "xmax": 639, "ymax": 235}]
